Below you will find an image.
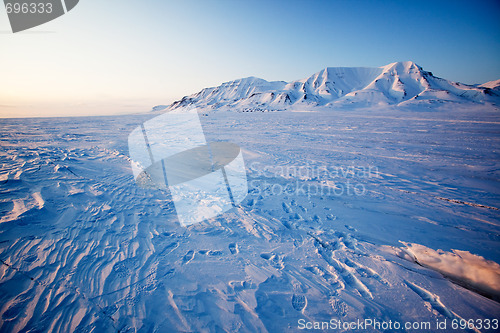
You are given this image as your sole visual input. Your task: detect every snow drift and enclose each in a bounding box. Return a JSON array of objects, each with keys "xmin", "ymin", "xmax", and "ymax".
[{"xmin": 399, "ymin": 242, "xmax": 500, "ymax": 301}]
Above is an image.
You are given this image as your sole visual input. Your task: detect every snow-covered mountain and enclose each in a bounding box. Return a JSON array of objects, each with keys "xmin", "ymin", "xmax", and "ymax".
[{"xmin": 161, "ymin": 61, "xmax": 500, "ymax": 112}]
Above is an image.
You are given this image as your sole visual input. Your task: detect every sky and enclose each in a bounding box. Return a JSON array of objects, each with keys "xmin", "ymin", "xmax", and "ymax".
[{"xmin": 0, "ymin": 0, "xmax": 499, "ymax": 118}]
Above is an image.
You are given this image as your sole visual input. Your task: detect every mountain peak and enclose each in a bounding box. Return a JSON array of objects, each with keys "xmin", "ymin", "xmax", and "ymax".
[
  {"xmin": 385, "ymin": 60, "xmax": 421, "ymax": 68},
  {"xmin": 160, "ymin": 62, "xmax": 499, "ymax": 112},
  {"xmin": 223, "ymin": 76, "xmax": 266, "ymax": 84}
]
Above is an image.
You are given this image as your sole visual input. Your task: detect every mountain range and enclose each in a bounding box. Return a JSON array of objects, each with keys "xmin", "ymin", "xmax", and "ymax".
[{"xmin": 157, "ymin": 61, "xmax": 500, "ymax": 112}]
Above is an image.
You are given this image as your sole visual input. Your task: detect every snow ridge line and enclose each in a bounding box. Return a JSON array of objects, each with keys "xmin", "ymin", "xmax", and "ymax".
[
  {"xmin": 392, "ymin": 188, "xmax": 499, "ymax": 211},
  {"xmin": 405, "ymin": 281, "xmax": 481, "ymax": 333},
  {"xmin": 435, "ymin": 197, "xmax": 499, "ymax": 211}
]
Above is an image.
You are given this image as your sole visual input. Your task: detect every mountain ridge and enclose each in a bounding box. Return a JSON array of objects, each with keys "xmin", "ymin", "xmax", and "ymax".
[{"xmin": 158, "ymin": 61, "xmax": 500, "ymax": 112}]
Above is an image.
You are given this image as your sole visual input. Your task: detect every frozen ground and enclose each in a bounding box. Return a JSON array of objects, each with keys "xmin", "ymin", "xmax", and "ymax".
[{"xmin": 0, "ymin": 106, "xmax": 499, "ymax": 332}]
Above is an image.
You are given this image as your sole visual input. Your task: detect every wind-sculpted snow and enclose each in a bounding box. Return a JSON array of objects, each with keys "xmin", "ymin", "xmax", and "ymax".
[
  {"xmin": 163, "ymin": 61, "xmax": 500, "ymax": 113},
  {"xmin": 399, "ymin": 242, "xmax": 500, "ymax": 301},
  {"xmin": 0, "ymin": 107, "xmax": 499, "ymax": 332}
]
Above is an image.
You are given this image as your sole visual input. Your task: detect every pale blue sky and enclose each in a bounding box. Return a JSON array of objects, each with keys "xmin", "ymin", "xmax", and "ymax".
[{"xmin": 1, "ymin": 0, "xmax": 499, "ymax": 117}]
